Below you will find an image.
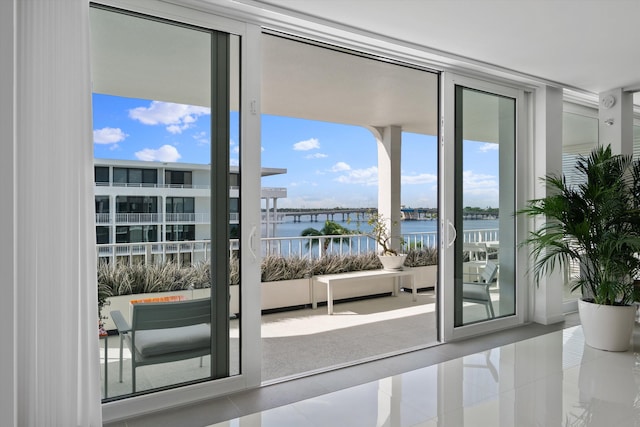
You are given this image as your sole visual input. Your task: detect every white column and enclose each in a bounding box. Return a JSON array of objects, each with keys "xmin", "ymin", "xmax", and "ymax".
[
  {"xmin": 272, "ymin": 197, "xmax": 278, "ymax": 237},
  {"xmin": 264, "ymin": 197, "xmax": 270, "ymax": 238},
  {"xmin": 598, "ymin": 88, "xmax": 634, "ymax": 156},
  {"xmin": 1, "ymin": 1, "xmax": 102, "ymax": 425},
  {"xmin": 376, "ymin": 125, "xmax": 403, "ymax": 251},
  {"xmin": 531, "ymin": 86, "xmax": 564, "ymax": 325}
]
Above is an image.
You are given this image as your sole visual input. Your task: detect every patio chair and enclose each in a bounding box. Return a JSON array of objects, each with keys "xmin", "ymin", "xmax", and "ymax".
[
  {"xmin": 111, "ymin": 298, "xmax": 211, "ymax": 393},
  {"xmin": 462, "ymin": 260, "xmax": 498, "ymax": 318}
]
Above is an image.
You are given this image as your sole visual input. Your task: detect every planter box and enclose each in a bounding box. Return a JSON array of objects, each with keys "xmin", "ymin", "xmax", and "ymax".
[
  {"xmin": 402, "ymin": 265, "xmax": 437, "ymax": 290},
  {"xmin": 261, "ymin": 278, "xmax": 312, "ymax": 311}
]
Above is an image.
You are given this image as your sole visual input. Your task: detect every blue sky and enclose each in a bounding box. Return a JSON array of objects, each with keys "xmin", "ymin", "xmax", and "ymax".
[{"xmin": 93, "ymin": 94, "xmax": 499, "ymax": 209}]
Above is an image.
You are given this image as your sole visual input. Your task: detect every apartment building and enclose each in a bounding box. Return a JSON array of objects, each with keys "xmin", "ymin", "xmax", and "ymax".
[{"xmin": 94, "ymin": 158, "xmax": 286, "ymax": 263}]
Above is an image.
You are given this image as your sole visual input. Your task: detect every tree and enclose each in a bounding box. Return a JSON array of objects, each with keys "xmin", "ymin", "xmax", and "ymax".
[{"xmin": 300, "ymin": 220, "xmax": 353, "ymax": 251}]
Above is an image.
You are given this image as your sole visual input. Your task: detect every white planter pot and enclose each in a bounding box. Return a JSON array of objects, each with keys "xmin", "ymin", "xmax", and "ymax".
[
  {"xmin": 578, "ymin": 299, "xmax": 636, "ymax": 351},
  {"xmin": 378, "ymin": 254, "xmax": 407, "ymax": 270}
]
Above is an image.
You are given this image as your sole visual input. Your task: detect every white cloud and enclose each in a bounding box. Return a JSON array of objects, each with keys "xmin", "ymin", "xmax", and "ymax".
[
  {"xmin": 463, "ymin": 170, "xmax": 497, "ymax": 189},
  {"xmin": 335, "ymin": 166, "xmax": 378, "ymax": 186},
  {"xmin": 129, "ymin": 101, "xmax": 210, "ymax": 134},
  {"xmin": 330, "ymin": 162, "xmax": 351, "ymax": 172},
  {"xmin": 462, "ymin": 170, "xmax": 499, "ymax": 207},
  {"xmin": 293, "ymin": 138, "xmax": 320, "ymax": 151},
  {"xmin": 94, "ymin": 127, "xmax": 127, "ymax": 144},
  {"xmin": 402, "ymin": 173, "xmax": 438, "ymax": 185},
  {"xmin": 192, "ymin": 131, "xmax": 209, "ymax": 146},
  {"xmin": 306, "ymin": 153, "xmax": 328, "ymax": 159},
  {"xmin": 135, "ymin": 144, "xmax": 182, "ymax": 162},
  {"xmin": 478, "ymin": 143, "xmax": 499, "ymax": 152}
]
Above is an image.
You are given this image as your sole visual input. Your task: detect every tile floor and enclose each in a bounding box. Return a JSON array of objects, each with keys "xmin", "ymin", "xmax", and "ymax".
[{"xmin": 102, "ymin": 312, "xmax": 640, "ymax": 427}]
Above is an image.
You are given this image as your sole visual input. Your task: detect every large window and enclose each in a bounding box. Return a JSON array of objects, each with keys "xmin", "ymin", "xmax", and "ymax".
[
  {"xmin": 95, "ymin": 196, "xmax": 109, "ymax": 214},
  {"xmin": 113, "ymin": 167, "xmax": 157, "ymax": 186},
  {"xmin": 166, "ymin": 197, "xmax": 195, "ymax": 213},
  {"xmin": 166, "ymin": 225, "xmax": 195, "ymax": 241},
  {"xmin": 116, "ymin": 225, "xmax": 158, "ymax": 243},
  {"xmin": 165, "ymin": 170, "xmax": 192, "ymax": 187},
  {"xmin": 116, "ymin": 196, "xmax": 158, "ymax": 214},
  {"xmin": 94, "ymin": 166, "xmax": 109, "ymax": 184}
]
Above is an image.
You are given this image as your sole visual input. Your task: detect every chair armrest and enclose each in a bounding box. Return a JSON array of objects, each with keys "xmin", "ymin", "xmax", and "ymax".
[{"xmin": 110, "ymin": 310, "xmax": 131, "ymax": 333}]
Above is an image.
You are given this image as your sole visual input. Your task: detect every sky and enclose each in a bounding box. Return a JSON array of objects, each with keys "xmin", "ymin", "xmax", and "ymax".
[{"xmin": 93, "ymin": 94, "xmax": 499, "ymax": 209}]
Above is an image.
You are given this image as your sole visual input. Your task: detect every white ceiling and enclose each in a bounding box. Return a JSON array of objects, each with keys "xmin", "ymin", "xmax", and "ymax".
[
  {"xmin": 249, "ymin": 0, "xmax": 640, "ymax": 96},
  {"xmin": 91, "ymin": 1, "xmax": 638, "ymax": 146}
]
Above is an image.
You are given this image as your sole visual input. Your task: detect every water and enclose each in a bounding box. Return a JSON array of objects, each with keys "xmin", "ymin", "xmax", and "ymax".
[{"xmin": 264, "ymin": 218, "xmax": 499, "ymax": 238}]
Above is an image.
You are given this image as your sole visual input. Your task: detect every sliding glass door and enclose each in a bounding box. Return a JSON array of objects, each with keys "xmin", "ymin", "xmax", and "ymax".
[
  {"xmin": 91, "ymin": 5, "xmax": 240, "ymax": 400},
  {"xmin": 441, "ymin": 74, "xmax": 525, "ymax": 340}
]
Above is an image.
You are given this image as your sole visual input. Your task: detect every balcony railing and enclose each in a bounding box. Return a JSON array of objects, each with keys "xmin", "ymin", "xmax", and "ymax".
[
  {"xmin": 97, "ymin": 228, "xmax": 499, "ymax": 264},
  {"xmin": 95, "ymin": 213, "xmax": 212, "ymax": 224},
  {"xmin": 95, "ymin": 182, "xmax": 210, "ymax": 189}
]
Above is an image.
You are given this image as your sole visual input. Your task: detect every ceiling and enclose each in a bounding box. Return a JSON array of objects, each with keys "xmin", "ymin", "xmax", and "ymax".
[
  {"xmin": 247, "ymin": 0, "xmax": 640, "ymax": 97},
  {"xmin": 91, "ymin": 1, "xmax": 638, "ymax": 146}
]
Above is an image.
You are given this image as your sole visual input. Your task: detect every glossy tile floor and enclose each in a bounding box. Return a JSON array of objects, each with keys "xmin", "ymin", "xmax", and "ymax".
[
  {"xmin": 204, "ymin": 323, "xmax": 640, "ymax": 426},
  {"xmin": 105, "ymin": 312, "xmax": 640, "ymax": 427}
]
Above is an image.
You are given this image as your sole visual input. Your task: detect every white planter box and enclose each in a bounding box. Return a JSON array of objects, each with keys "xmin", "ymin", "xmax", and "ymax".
[
  {"xmin": 402, "ymin": 265, "xmax": 437, "ymax": 289},
  {"xmin": 261, "ymin": 278, "xmax": 312, "ymax": 310}
]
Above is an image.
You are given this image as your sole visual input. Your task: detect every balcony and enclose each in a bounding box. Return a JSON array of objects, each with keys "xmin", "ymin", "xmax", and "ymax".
[{"xmin": 98, "ymin": 228, "xmax": 504, "ymax": 400}]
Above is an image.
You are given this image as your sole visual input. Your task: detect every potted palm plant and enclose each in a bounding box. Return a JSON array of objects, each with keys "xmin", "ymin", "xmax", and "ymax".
[{"xmin": 519, "ymin": 145, "xmax": 640, "ymax": 351}]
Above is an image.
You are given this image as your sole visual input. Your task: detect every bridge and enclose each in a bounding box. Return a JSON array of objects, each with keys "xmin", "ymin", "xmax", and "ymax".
[{"xmin": 282, "ymin": 208, "xmax": 372, "ymax": 223}]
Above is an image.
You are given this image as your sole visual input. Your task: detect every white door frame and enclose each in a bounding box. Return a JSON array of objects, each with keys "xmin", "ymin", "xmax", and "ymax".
[{"xmin": 439, "ymin": 72, "xmax": 528, "ymax": 342}]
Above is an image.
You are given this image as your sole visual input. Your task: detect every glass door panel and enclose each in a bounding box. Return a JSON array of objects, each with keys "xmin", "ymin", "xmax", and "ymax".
[
  {"xmin": 91, "ymin": 5, "xmax": 238, "ymax": 400},
  {"xmin": 454, "ymin": 87, "xmax": 516, "ymax": 326},
  {"xmin": 441, "ymin": 73, "xmax": 523, "ymax": 341}
]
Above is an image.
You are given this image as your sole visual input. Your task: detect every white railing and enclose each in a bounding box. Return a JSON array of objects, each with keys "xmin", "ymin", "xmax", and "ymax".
[
  {"xmin": 165, "ymin": 213, "xmax": 210, "ymax": 223},
  {"xmin": 461, "ymin": 228, "xmax": 500, "ymax": 243},
  {"xmin": 114, "ymin": 213, "xmax": 161, "ymax": 223},
  {"xmin": 96, "ymin": 212, "xmax": 212, "ymax": 224},
  {"xmin": 97, "ymin": 229, "xmax": 499, "ymax": 263},
  {"xmin": 97, "ymin": 239, "xmax": 213, "ymax": 265},
  {"xmin": 100, "ymin": 182, "xmax": 210, "ymax": 189}
]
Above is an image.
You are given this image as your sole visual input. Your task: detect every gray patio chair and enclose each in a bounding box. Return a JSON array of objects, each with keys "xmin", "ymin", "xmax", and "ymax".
[
  {"xmin": 111, "ymin": 298, "xmax": 211, "ymax": 393},
  {"xmin": 462, "ymin": 260, "xmax": 498, "ymax": 318}
]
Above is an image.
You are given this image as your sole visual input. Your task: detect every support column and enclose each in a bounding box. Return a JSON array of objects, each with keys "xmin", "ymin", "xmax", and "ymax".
[
  {"xmin": 263, "ymin": 197, "xmax": 270, "ymax": 237},
  {"xmin": 271, "ymin": 197, "xmax": 278, "ymax": 238},
  {"xmin": 598, "ymin": 88, "xmax": 634, "ymax": 156},
  {"xmin": 531, "ymin": 86, "xmax": 564, "ymax": 325},
  {"xmin": 375, "ymin": 125, "xmax": 403, "ymax": 252}
]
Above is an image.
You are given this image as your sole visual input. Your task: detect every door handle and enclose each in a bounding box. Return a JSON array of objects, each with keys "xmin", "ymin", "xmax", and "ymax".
[
  {"xmin": 446, "ymin": 219, "xmax": 457, "ymax": 248},
  {"xmin": 248, "ymin": 225, "xmax": 258, "ymax": 261}
]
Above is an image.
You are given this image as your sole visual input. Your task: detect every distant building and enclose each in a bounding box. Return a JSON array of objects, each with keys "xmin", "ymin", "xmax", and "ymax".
[{"xmin": 94, "ymin": 158, "xmax": 286, "ymax": 263}]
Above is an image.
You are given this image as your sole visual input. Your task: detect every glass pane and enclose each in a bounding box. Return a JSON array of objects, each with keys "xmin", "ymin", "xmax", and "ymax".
[
  {"xmin": 90, "ymin": 6, "xmax": 238, "ymax": 400},
  {"xmin": 455, "ymin": 87, "xmax": 516, "ymax": 326}
]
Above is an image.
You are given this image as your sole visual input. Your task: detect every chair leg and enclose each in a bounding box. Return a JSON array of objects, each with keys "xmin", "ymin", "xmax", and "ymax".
[
  {"xmin": 119, "ymin": 334, "xmax": 124, "ymax": 383},
  {"xmin": 487, "ymin": 300, "xmax": 495, "ymax": 318}
]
